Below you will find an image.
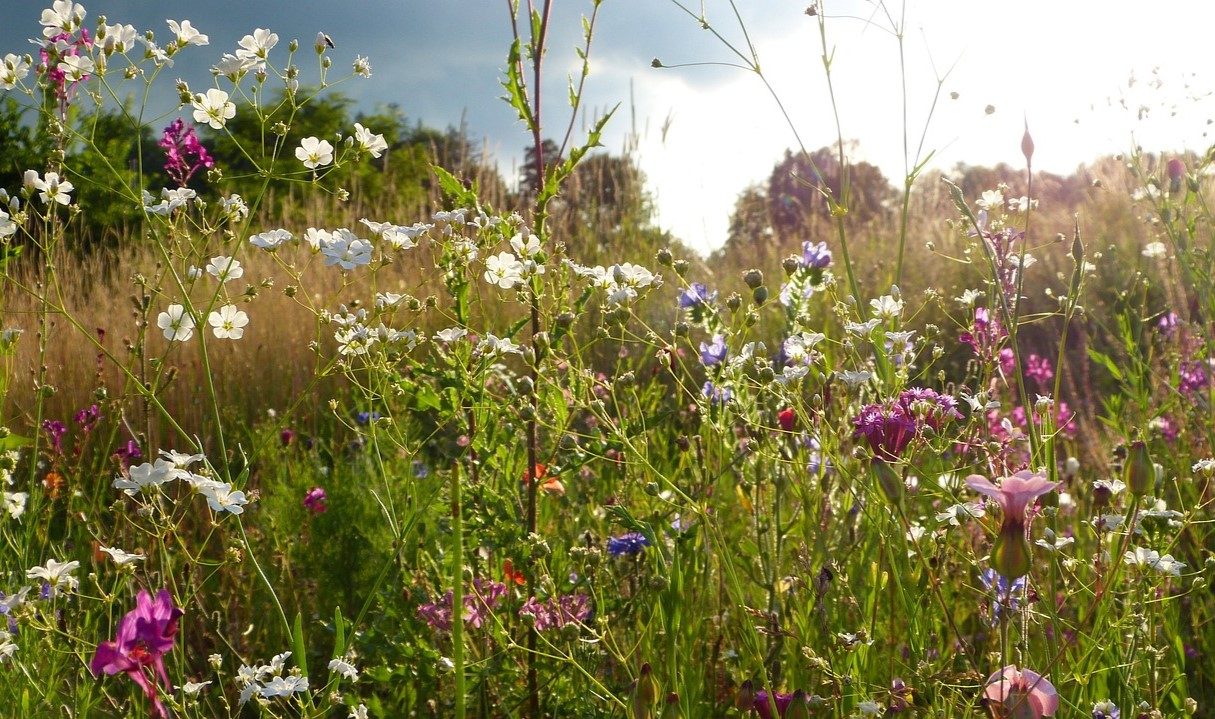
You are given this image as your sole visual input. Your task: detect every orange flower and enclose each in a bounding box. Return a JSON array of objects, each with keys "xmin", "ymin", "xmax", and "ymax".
[
  {"xmin": 43, "ymin": 470, "xmax": 66, "ymax": 500},
  {"xmin": 540, "ymin": 477, "xmax": 566, "ymax": 497},
  {"xmin": 503, "ymin": 559, "xmax": 525, "ymax": 586}
]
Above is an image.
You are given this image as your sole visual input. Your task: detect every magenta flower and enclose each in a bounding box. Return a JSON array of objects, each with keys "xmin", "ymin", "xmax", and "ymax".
[
  {"xmin": 90, "ymin": 589, "xmax": 183, "ymax": 718},
  {"xmin": 967, "ymin": 470, "xmax": 1058, "ymax": 578},
  {"xmin": 983, "ymin": 665, "xmax": 1059, "ymax": 718},
  {"xmin": 302, "ymin": 486, "xmax": 328, "ymax": 513}
]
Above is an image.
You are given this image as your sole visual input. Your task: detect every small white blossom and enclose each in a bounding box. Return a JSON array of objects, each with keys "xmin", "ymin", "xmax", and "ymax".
[
  {"xmin": 353, "ymin": 56, "xmax": 372, "ymax": 77},
  {"xmin": 205, "ymin": 255, "xmax": 244, "ymax": 283},
  {"xmin": 1142, "ymin": 241, "xmax": 1168, "ymax": 259},
  {"xmin": 250, "ymin": 229, "xmax": 292, "ymax": 250},
  {"xmin": 99, "ymin": 546, "xmax": 144, "ymax": 565},
  {"xmin": 976, "ymin": 189, "xmax": 1004, "ymax": 211},
  {"xmin": 191, "ymin": 89, "xmax": 235, "ymax": 130},
  {"xmin": 296, "ymin": 136, "xmax": 335, "ymax": 169},
  {"xmin": 3, "ymin": 490, "xmax": 27, "ymax": 519},
  {"xmin": 157, "ymin": 304, "xmax": 195, "ymax": 342},
  {"xmin": 1, "ymin": 54, "xmax": 32, "ymax": 89},
  {"xmin": 869, "ymin": 294, "xmax": 903, "ymax": 321},
  {"xmin": 434, "ymin": 327, "xmax": 467, "ymax": 343},
  {"xmin": 30, "ymin": 171, "xmax": 74, "ymax": 206},
  {"xmin": 320, "ymin": 229, "xmax": 372, "ymax": 270},
  {"xmin": 26, "ymin": 558, "xmax": 79, "ymax": 593},
  {"xmin": 208, "ymin": 305, "xmax": 249, "ymax": 340},
  {"xmin": 201, "ymin": 482, "xmax": 248, "ymax": 515},
  {"xmin": 328, "ymin": 657, "xmax": 359, "ymax": 680},
  {"xmin": 167, "ymin": 20, "xmax": 208, "ymax": 48},
  {"xmin": 236, "ymin": 28, "xmax": 278, "ymax": 66},
  {"xmin": 352, "ymin": 123, "xmax": 388, "ymax": 158}
]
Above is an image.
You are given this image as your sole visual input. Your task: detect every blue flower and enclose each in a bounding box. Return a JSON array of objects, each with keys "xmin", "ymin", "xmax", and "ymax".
[
  {"xmin": 979, "ymin": 568, "xmax": 1026, "ymax": 622},
  {"xmin": 355, "ymin": 410, "xmax": 382, "ymax": 425},
  {"xmin": 801, "ymin": 240, "xmax": 832, "ymax": 269},
  {"xmin": 1092, "ymin": 701, "xmax": 1120, "ymax": 719},
  {"xmin": 702, "ymin": 381, "xmax": 732, "ymax": 406},
  {"xmin": 607, "ymin": 532, "xmax": 650, "ymax": 557},
  {"xmin": 699, "ymin": 335, "xmax": 728, "ymax": 366},
  {"xmin": 678, "ymin": 282, "xmax": 717, "ymax": 310}
]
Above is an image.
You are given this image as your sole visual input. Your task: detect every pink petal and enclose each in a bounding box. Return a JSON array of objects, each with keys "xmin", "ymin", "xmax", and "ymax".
[{"xmin": 966, "ymin": 475, "xmax": 1002, "ymax": 501}]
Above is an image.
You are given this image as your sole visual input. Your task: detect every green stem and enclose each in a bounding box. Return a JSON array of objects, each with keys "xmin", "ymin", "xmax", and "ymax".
[{"xmin": 451, "ymin": 462, "xmax": 466, "ymax": 719}]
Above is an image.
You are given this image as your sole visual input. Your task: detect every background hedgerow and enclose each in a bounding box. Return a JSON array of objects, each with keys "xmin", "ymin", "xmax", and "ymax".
[{"xmin": 0, "ymin": 2, "xmax": 1213, "ymax": 719}]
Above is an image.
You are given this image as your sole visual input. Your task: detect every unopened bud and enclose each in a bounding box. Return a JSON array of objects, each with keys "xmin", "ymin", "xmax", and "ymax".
[
  {"xmin": 1021, "ymin": 120, "xmax": 1035, "ymax": 163},
  {"xmin": 1126, "ymin": 440, "xmax": 1153, "ymax": 496},
  {"xmin": 743, "ymin": 269, "xmax": 764, "ymax": 289}
]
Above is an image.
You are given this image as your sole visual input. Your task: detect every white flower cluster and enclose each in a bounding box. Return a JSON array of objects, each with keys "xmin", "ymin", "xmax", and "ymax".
[
  {"xmin": 237, "ymin": 651, "xmax": 310, "ymax": 704},
  {"xmin": 329, "ymin": 306, "xmax": 418, "ymax": 357},
  {"xmin": 112, "ymin": 449, "xmax": 249, "ymax": 516},
  {"xmin": 1124, "ymin": 546, "xmax": 1185, "ymax": 577},
  {"xmin": 564, "ymin": 260, "xmax": 660, "ymax": 306},
  {"xmin": 484, "ymin": 233, "xmax": 546, "ymax": 290},
  {"xmin": 142, "ymin": 187, "xmax": 197, "ymax": 216}
]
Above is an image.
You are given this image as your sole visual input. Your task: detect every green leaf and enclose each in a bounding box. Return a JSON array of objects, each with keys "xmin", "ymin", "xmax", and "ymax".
[
  {"xmin": 0, "ymin": 434, "xmax": 32, "ymax": 450},
  {"xmin": 333, "ymin": 606, "xmax": 346, "ymax": 658},
  {"xmin": 292, "ymin": 612, "xmax": 308, "ymax": 677},
  {"xmin": 500, "ymin": 38, "xmax": 533, "ymax": 126},
  {"xmin": 1087, "ymin": 348, "xmax": 1123, "ymax": 382}
]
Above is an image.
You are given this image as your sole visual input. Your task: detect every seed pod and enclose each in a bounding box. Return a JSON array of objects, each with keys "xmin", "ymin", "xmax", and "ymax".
[
  {"xmin": 631, "ymin": 663, "xmax": 659, "ymax": 719},
  {"xmin": 743, "ymin": 269, "xmax": 764, "ymax": 289},
  {"xmin": 1125, "ymin": 440, "xmax": 1153, "ymax": 496}
]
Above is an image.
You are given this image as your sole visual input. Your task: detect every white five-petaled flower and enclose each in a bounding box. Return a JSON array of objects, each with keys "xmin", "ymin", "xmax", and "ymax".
[
  {"xmin": 259, "ymin": 674, "xmax": 309, "ymax": 698},
  {"xmin": 250, "ymin": 229, "xmax": 292, "ymax": 250},
  {"xmin": 201, "ymin": 481, "xmax": 248, "ymax": 514},
  {"xmin": 869, "ymin": 294, "xmax": 904, "ymax": 321},
  {"xmin": 157, "ymin": 303, "xmax": 195, "ymax": 342},
  {"xmin": 236, "ymin": 28, "xmax": 278, "ymax": 65},
  {"xmin": 1125, "ymin": 547, "xmax": 1185, "ymax": 576},
  {"xmin": 99, "ymin": 546, "xmax": 144, "ymax": 565},
  {"xmin": 484, "ymin": 251, "xmax": 524, "ymax": 289},
  {"xmin": 181, "ymin": 680, "xmax": 212, "ymax": 695},
  {"xmin": 192, "ymin": 88, "xmax": 235, "ymax": 129},
  {"xmin": 205, "ymin": 255, "xmax": 244, "ymax": 283},
  {"xmin": 99, "ymin": 23, "xmax": 137, "ymax": 54},
  {"xmin": 976, "ymin": 189, "xmax": 1005, "ymax": 211},
  {"xmin": 1, "ymin": 54, "xmax": 32, "ymax": 89},
  {"xmin": 434, "ymin": 327, "xmax": 467, "ymax": 343},
  {"xmin": 295, "ymin": 136, "xmax": 335, "ymax": 170},
  {"xmin": 208, "ymin": 305, "xmax": 249, "ymax": 340},
  {"xmin": 56, "ymin": 54, "xmax": 94, "ymax": 83},
  {"xmin": 352, "ymin": 56, "xmax": 372, "ymax": 77},
  {"xmin": 349, "ymin": 704, "xmax": 369, "ymax": 719},
  {"xmin": 113, "ymin": 458, "xmax": 175, "ymax": 495},
  {"xmin": 0, "ymin": 209, "xmax": 17, "ymax": 239},
  {"xmin": 353, "ymin": 123, "xmax": 388, "ymax": 158},
  {"xmin": 328, "ymin": 657, "xmax": 359, "ymax": 680},
  {"xmin": 510, "ymin": 233, "xmax": 542, "ymax": 258},
  {"xmin": 3, "ymin": 490, "xmax": 27, "ymax": 519},
  {"xmin": 31, "ymin": 171, "xmax": 74, "ymax": 206},
  {"xmin": 477, "ymin": 333, "xmax": 521, "ymax": 356},
  {"xmin": 167, "ymin": 20, "xmax": 208, "ymax": 48},
  {"xmin": 40, "ymin": 1, "xmax": 86, "ymax": 38},
  {"xmin": 26, "ymin": 558, "xmax": 79, "ymax": 593},
  {"xmin": 320, "ymin": 229, "xmax": 371, "ymax": 270}
]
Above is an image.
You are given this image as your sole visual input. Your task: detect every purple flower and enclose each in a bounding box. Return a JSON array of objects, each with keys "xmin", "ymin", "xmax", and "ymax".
[
  {"xmin": 1025, "ymin": 354, "xmax": 1054, "ymax": 387},
  {"xmin": 302, "ymin": 487, "xmax": 328, "ymax": 513},
  {"xmin": 1157, "ymin": 311, "xmax": 1180, "ymax": 336},
  {"xmin": 853, "ymin": 388, "xmax": 960, "ymax": 461},
  {"xmin": 113, "ymin": 440, "xmax": 142, "ymax": 470},
  {"xmin": 280, "ymin": 428, "xmax": 297, "ymax": 446},
  {"xmin": 699, "ymin": 335, "xmax": 728, "ymax": 366},
  {"xmin": 607, "ymin": 532, "xmax": 649, "ymax": 557},
  {"xmin": 518, "ymin": 593, "xmax": 591, "ymax": 632},
  {"xmin": 1092, "ymin": 701, "xmax": 1120, "ymax": 719},
  {"xmin": 702, "ymin": 381, "xmax": 732, "ymax": 406},
  {"xmin": 41, "ymin": 419, "xmax": 67, "ymax": 453},
  {"xmin": 678, "ymin": 282, "xmax": 717, "ymax": 310},
  {"xmin": 1180, "ymin": 360, "xmax": 1208, "ymax": 395},
  {"xmin": 74, "ymin": 404, "xmax": 100, "ymax": 432},
  {"xmin": 979, "ymin": 568, "xmax": 1026, "ymax": 623},
  {"xmin": 752, "ymin": 689, "xmax": 801, "ymax": 718},
  {"xmin": 418, "ymin": 579, "xmax": 508, "ymax": 632},
  {"xmin": 800, "ymin": 240, "xmax": 832, "ymax": 269},
  {"xmin": 90, "ymin": 589, "xmax": 183, "ymax": 719},
  {"xmin": 355, "ymin": 410, "xmax": 382, "ymax": 425},
  {"xmin": 159, "ymin": 118, "xmax": 215, "ymax": 186}
]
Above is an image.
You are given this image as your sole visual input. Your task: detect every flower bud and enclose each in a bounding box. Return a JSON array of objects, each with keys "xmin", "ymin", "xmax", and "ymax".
[
  {"xmin": 656, "ymin": 248, "xmax": 673, "ymax": 266},
  {"xmin": 734, "ymin": 681, "xmax": 755, "ymax": 712},
  {"xmin": 1021, "ymin": 121, "xmax": 1035, "ymax": 163},
  {"xmin": 752, "ymin": 286, "xmax": 769, "ymax": 305},
  {"xmin": 783, "ymin": 256, "xmax": 801, "ymax": 276},
  {"xmin": 1125, "ymin": 440, "xmax": 1153, "ymax": 496},
  {"xmin": 785, "ymin": 691, "xmax": 810, "ymax": 719},
  {"xmin": 726, "ymin": 293, "xmax": 742, "ymax": 312},
  {"xmin": 743, "ymin": 269, "xmax": 764, "ymax": 289},
  {"xmin": 631, "ymin": 663, "xmax": 659, "ymax": 719},
  {"xmin": 993, "ymin": 523, "xmax": 1032, "ymax": 579},
  {"xmin": 672, "ymin": 259, "xmax": 689, "ymax": 277},
  {"xmin": 871, "ymin": 459, "xmax": 903, "ymax": 504},
  {"xmin": 660, "ymin": 692, "xmax": 681, "ymax": 719}
]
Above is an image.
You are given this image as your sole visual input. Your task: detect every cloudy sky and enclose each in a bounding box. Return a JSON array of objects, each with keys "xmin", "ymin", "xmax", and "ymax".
[{"xmin": 5, "ymin": 1, "xmax": 1215, "ymax": 253}]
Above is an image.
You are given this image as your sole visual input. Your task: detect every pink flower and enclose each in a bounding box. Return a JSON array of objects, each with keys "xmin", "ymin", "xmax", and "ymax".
[
  {"xmin": 966, "ymin": 470, "xmax": 1057, "ymax": 526},
  {"xmin": 967, "ymin": 470, "xmax": 1058, "ymax": 579},
  {"xmin": 90, "ymin": 589, "xmax": 183, "ymax": 718},
  {"xmin": 983, "ymin": 665, "xmax": 1058, "ymax": 718}
]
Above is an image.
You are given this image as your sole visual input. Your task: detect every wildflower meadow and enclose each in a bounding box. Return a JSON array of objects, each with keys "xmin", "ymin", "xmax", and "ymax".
[{"xmin": 1, "ymin": 1, "xmax": 1214, "ymax": 718}]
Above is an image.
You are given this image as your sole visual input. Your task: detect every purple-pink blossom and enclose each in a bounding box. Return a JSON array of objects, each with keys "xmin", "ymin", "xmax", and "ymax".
[
  {"xmin": 159, "ymin": 118, "xmax": 215, "ymax": 186},
  {"xmin": 983, "ymin": 665, "xmax": 1059, "ymax": 718},
  {"xmin": 417, "ymin": 579, "xmax": 508, "ymax": 632},
  {"xmin": 518, "ymin": 593, "xmax": 591, "ymax": 632},
  {"xmin": 90, "ymin": 589, "xmax": 183, "ymax": 719}
]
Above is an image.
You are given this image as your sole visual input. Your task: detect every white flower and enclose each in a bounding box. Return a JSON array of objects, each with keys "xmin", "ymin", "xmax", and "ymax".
[
  {"xmin": 57, "ymin": 54, "xmax": 93, "ymax": 83},
  {"xmin": 187, "ymin": 266, "xmax": 203, "ymax": 279},
  {"xmin": 955, "ymin": 289, "xmax": 983, "ymax": 306},
  {"xmin": 40, "ymin": 1, "xmax": 86, "ymax": 38},
  {"xmin": 349, "ymin": 705, "xmax": 369, "ymax": 719},
  {"xmin": 1124, "ymin": 546, "xmax": 1185, "ymax": 576},
  {"xmin": 99, "ymin": 23, "xmax": 137, "ymax": 54},
  {"xmin": 303, "ymin": 227, "xmax": 332, "ymax": 252},
  {"xmin": 353, "ymin": 56, "xmax": 372, "ymax": 77},
  {"xmin": 935, "ymin": 502, "xmax": 985, "ymax": 526},
  {"xmin": 201, "ymin": 482, "xmax": 248, "ymax": 514},
  {"xmin": 211, "ymin": 53, "xmax": 248, "ymax": 78},
  {"xmin": 1, "ymin": 54, "xmax": 32, "ymax": 90},
  {"xmin": 783, "ymin": 332, "xmax": 825, "ymax": 365},
  {"xmin": 477, "ymin": 333, "xmax": 521, "ymax": 356},
  {"xmin": 208, "ymin": 305, "xmax": 249, "ymax": 340},
  {"xmin": 1193, "ymin": 458, "xmax": 1215, "ymax": 476},
  {"xmin": 31, "ymin": 171, "xmax": 73, "ymax": 206},
  {"xmin": 259, "ymin": 674, "xmax": 309, "ymax": 698},
  {"xmin": 844, "ymin": 319, "xmax": 881, "ymax": 336},
  {"xmin": 26, "ymin": 558, "xmax": 79, "ymax": 592},
  {"xmin": 181, "ymin": 680, "xmax": 212, "ymax": 695},
  {"xmin": 375, "ymin": 292, "xmax": 404, "ymax": 309},
  {"xmin": 205, "ymin": 255, "xmax": 244, "ymax": 283},
  {"xmin": 837, "ymin": 370, "xmax": 872, "ymax": 388},
  {"xmin": 869, "ymin": 294, "xmax": 903, "ymax": 321},
  {"xmin": 434, "ymin": 327, "xmax": 467, "ymax": 343},
  {"xmin": 296, "ymin": 136, "xmax": 335, "ymax": 169},
  {"xmin": 321, "ymin": 229, "xmax": 372, "ymax": 270},
  {"xmin": 99, "ymin": 546, "xmax": 144, "ymax": 565},
  {"xmin": 510, "ymin": 233, "xmax": 541, "ymax": 258},
  {"xmin": 250, "ymin": 229, "xmax": 292, "ymax": 250},
  {"xmin": 140, "ymin": 38, "xmax": 174, "ymax": 67},
  {"xmin": 167, "ymin": 20, "xmax": 208, "ymax": 48},
  {"xmin": 236, "ymin": 28, "xmax": 278, "ymax": 65},
  {"xmin": 1034, "ymin": 530, "xmax": 1075, "ymax": 552},
  {"xmin": 191, "ymin": 89, "xmax": 235, "ymax": 130},
  {"xmin": 0, "ymin": 632, "xmax": 15, "ymax": 662},
  {"xmin": 1142, "ymin": 241, "xmax": 1168, "ymax": 259},
  {"xmin": 484, "ymin": 252, "xmax": 524, "ymax": 289},
  {"xmin": 0, "ymin": 209, "xmax": 17, "ymax": 239},
  {"xmin": 976, "ymin": 189, "xmax": 1004, "ymax": 211},
  {"xmin": 3, "ymin": 490, "xmax": 27, "ymax": 519},
  {"xmin": 328, "ymin": 657, "xmax": 358, "ymax": 680},
  {"xmin": 353, "ymin": 123, "xmax": 388, "ymax": 158},
  {"xmin": 858, "ymin": 700, "xmax": 884, "ymax": 716},
  {"xmin": 114, "ymin": 459, "xmax": 174, "ymax": 495},
  {"xmin": 221, "ymin": 194, "xmax": 249, "ymax": 221}
]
